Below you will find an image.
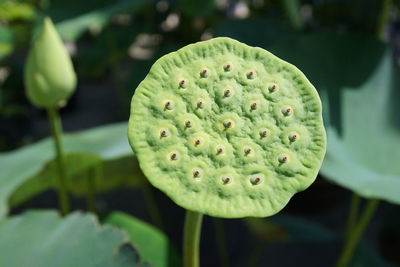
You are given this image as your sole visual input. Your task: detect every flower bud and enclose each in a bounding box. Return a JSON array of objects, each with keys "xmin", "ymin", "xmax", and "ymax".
[{"xmin": 24, "ymin": 17, "xmax": 76, "ymax": 108}]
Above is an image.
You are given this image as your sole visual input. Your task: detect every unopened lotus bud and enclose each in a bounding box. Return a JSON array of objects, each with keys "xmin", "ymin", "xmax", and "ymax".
[{"xmin": 24, "ymin": 17, "xmax": 76, "ymax": 108}]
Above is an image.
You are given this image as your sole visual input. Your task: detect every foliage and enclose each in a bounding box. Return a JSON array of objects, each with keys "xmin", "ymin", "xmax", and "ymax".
[
  {"xmin": 245, "ymin": 214, "xmax": 396, "ymax": 266},
  {"xmin": 0, "ymin": 25, "xmax": 14, "ymax": 60},
  {"xmin": 103, "ymin": 211, "xmax": 182, "ymax": 267},
  {"xmin": 0, "ymin": 1, "xmax": 35, "ymax": 21},
  {"xmin": 0, "ymin": 210, "xmax": 149, "ymax": 267},
  {"xmin": 268, "ymin": 33, "xmax": 400, "ymax": 204},
  {"xmin": 51, "ymin": 0, "xmax": 150, "ymax": 41},
  {"xmin": 0, "ymin": 123, "xmax": 146, "ymax": 219},
  {"xmin": 0, "ymin": 0, "xmax": 399, "ymax": 266}
]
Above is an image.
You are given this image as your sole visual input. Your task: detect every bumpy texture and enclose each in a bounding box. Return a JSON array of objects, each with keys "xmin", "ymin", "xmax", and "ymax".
[
  {"xmin": 24, "ymin": 17, "xmax": 76, "ymax": 108},
  {"xmin": 128, "ymin": 37, "xmax": 326, "ymax": 218}
]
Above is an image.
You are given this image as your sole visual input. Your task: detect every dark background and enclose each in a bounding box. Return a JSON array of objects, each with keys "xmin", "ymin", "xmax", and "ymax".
[{"xmin": 1, "ymin": 0, "xmax": 400, "ymax": 266}]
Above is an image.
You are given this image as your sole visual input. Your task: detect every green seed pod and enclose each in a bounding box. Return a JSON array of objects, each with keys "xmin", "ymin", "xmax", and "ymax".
[
  {"xmin": 24, "ymin": 17, "xmax": 76, "ymax": 108},
  {"xmin": 128, "ymin": 37, "xmax": 326, "ymax": 218}
]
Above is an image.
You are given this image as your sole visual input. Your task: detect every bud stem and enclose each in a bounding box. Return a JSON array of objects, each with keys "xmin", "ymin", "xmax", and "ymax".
[
  {"xmin": 86, "ymin": 166, "xmax": 98, "ymax": 213},
  {"xmin": 47, "ymin": 106, "xmax": 70, "ymax": 216}
]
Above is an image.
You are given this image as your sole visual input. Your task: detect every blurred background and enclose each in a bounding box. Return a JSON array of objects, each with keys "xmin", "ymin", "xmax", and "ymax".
[{"xmin": 1, "ymin": 0, "xmax": 400, "ymax": 266}]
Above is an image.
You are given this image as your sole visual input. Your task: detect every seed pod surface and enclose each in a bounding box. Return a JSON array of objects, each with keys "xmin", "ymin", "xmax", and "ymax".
[{"xmin": 128, "ymin": 37, "xmax": 326, "ymax": 218}]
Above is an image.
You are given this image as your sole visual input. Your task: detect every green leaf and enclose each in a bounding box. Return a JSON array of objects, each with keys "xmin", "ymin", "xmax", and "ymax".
[
  {"xmin": 0, "ymin": 122, "xmax": 146, "ymax": 219},
  {"xmin": 214, "ymin": 18, "xmax": 297, "ymax": 48},
  {"xmin": 272, "ymin": 215, "xmax": 337, "ymax": 243},
  {"xmin": 245, "ymin": 214, "xmax": 336, "ymax": 243},
  {"xmin": 0, "ymin": 25, "xmax": 14, "ymax": 60},
  {"xmin": 178, "ymin": 0, "xmax": 216, "ymax": 17},
  {"xmin": 268, "ymin": 33, "xmax": 400, "ymax": 204},
  {"xmin": 9, "ymin": 154, "xmax": 146, "ymax": 207},
  {"xmin": 9, "ymin": 153, "xmax": 100, "ymax": 207},
  {"xmin": 103, "ymin": 212, "xmax": 182, "ymax": 267},
  {"xmin": 0, "ymin": 1, "xmax": 36, "ymax": 21},
  {"xmin": 47, "ymin": 0, "xmax": 149, "ymax": 40},
  {"xmin": 351, "ymin": 242, "xmax": 397, "ymax": 267},
  {"xmin": 76, "ymin": 24, "xmax": 141, "ymax": 77},
  {"xmin": 0, "ymin": 210, "xmax": 148, "ymax": 267},
  {"xmin": 246, "ymin": 214, "xmax": 395, "ymax": 266}
]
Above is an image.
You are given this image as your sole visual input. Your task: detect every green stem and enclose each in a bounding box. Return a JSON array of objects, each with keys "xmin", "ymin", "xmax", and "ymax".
[
  {"xmin": 47, "ymin": 107, "xmax": 70, "ymax": 216},
  {"xmin": 86, "ymin": 166, "xmax": 97, "ymax": 213},
  {"xmin": 344, "ymin": 193, "xmax": 361, "ymax": 239},
  {"xmin": 183, "ymin": 211, "xmax": 203, "ymax": 267},
  {"xmin": 282, "ymin": 0, "xmax": 304, "ymax": 31},
  {"xmin": 336, "ymin": 199, "xmax": 379, "ymax": 267},
  {"xmin": 376, "ymin": 0, "xmax": 392, "ymax": 40},
  {"xmin": 213, "ymin": 218, "xmax": 230, "ymax": 267},
  {"xmin": 142, "ymin": 184, "xmax": 164, "ymax": 230},
  {"xmin": 246, "ymin": 239, "xmax": 267, "ymax": 267}
]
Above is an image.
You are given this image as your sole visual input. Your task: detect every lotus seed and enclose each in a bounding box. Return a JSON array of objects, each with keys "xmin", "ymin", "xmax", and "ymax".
[
  {"xmin": 164, "ymin": 101, "xmax": 173, "ymax": 110},
  {"xmin": 250, "ymin": 176, "xmax": 263, "ymax": 185},
  {"xmin": 222, "ymin": 175, "xmax": 231, "ymax": 184},
  {"xmin": 223, "ymin": 120, "xmax": 232, "ymax": 128},
  {"xmin": 247, "ymin": 71, "xmax": 256, "ymax": 79},
  {"xmin": 193, "ymin": 169, "xmax": 201, "ymax": 178},
  {"xmin": 200, "ymin": 69, "xmax": 208, "ymax": 78},
  {"xmin": 185, "ymin": 120, "xmax": 192, "ymax": 128},
  {"xmin": 282, "ymin": 107, "xmax": 293, "ymax": 116},
  {"xmin": 279, "ymin": 155, "xmax": 288, "ymax": 163},
  {"xmin": 160, "ymin": 129, "xmax": 169, "ymax": 137},
  {"xmin": 197, "ymin": 101, "xmax": 204, "ymax": 108},
  {"xmin": 179, "ymin": 79, "xmax": 188, "ymax": 88},
  {"xmin": 223, "ymin": 64, "xmax": 231, "ymax": 71},
  {"xmin": 268, "ymin": 84, "xmax": 278, "ymax": 92},
  {"xmin": 289, "ymin": 133, "xmax": 298, "ymax": 142},
  {"xmin": 259, "ymin": 129, "xmax": 268, "ymax": 137}
]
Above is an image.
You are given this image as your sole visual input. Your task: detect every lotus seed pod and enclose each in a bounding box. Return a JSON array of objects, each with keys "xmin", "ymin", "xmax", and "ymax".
[
  {"xmin": 24, "ymin": 17, "xmax": 77, "ymax": 108},
  {"xmin": 128, "ymin": 37, "xmax": 326, "ymax": 218}
]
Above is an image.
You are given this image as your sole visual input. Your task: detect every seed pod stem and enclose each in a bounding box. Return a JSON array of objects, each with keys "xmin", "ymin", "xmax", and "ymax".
[{"xmin": 183, "ymin": 211, "xmax": 204, "ymax": 267}]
